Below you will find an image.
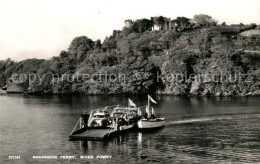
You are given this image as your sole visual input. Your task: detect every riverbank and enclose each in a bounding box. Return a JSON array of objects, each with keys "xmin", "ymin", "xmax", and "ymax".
[
  {"xmin": 0, "ymin": 88, "xmax": 6, "ymax": 94},
  {"xmin": 1, "ymin": 17, "xmax": 259, "ymax": 97},
  {"xmin": 4, "ymin": 90, "xmax": 260, "ymax": 97}
]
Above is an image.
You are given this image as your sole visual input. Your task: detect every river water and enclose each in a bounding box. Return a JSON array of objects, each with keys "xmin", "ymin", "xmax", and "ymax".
[{"xmin": 0, "ymin": 95, "xmax": 260, "ymax": 163}]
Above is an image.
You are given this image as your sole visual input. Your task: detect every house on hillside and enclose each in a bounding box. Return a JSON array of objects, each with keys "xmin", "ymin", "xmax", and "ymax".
[
  {"xmin": 151, "ymin": 16, "xmax": 197, "ymax": 31},
  {"xmin": 235, "ymin": 29, "xmax": 260, "ymax": 47},
  {"xmin": 151, "ymin": 16, "xmax": 176, "ymax": 31}
]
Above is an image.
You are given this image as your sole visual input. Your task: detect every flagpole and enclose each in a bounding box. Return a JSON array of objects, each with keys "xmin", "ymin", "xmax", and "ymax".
[{"xmin": 147, "ymin": 95, "xmax": 150, "ymax": 114}]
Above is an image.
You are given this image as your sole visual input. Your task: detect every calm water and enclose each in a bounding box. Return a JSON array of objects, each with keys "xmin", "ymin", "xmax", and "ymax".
[{"xmin": 0, "ymin": 95, "xmax": 260, "ymax": 163}]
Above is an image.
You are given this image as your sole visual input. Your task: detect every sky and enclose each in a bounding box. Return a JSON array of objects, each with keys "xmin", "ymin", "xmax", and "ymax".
[{"xmin": 0, "ymin": 0, "xmax": 259, "ymax": 61}]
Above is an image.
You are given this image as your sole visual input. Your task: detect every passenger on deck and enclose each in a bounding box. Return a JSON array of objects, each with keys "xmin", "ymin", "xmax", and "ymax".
[
  {"xmin": 101, "ymin": 118, "xmax": 108, "ymax": 128},
  {"xmin": 81, "ymin": 111, "xmax": 90, "ymax": 129},
  {"xmin": 144, "ymin": 112, "xmax": 148, "ymax": 119},
  {"xmin": 150, "ymin": 113, "xmax": 156, "ymax": 119}
]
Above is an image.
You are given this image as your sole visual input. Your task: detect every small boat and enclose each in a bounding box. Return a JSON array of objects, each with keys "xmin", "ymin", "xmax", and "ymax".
[
  {"xmin": 138, "ymin": 117, "xmax": 165, "ymax": 129},
  {"xmin": 137, "ymin": 95, "xmax": 166, "ymax": 130}
]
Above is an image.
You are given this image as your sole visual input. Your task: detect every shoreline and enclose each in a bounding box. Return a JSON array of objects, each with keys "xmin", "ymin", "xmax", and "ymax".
[
  {"xmin": 3, "ymin": 91, "xmax": 260, "ymax": 97},
  {"xmin": 0, "ymin": 88, "xmax": 7, "ymax": 94}
]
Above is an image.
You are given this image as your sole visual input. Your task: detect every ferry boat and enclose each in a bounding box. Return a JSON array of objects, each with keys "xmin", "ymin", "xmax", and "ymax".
[
  {"xmin": 69, "ymin": 99, "xmax": 139, "ymax": 140},
  {"xmin": 69, "ymin": 107, "xmax": 115, "ymax": 140},
  {"xmin": 137, "ymin": 95, "xmax": 166, "ymax": 130}
]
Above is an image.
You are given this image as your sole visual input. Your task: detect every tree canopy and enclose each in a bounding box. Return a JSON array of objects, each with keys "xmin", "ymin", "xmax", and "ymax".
[{"xmin": 193, "ymin": 14, "xmax": 218, "ymax": 27}]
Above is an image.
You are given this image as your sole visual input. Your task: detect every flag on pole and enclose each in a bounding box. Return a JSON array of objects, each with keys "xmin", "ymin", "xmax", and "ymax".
[
  {"xmin": 146, "ymin": 105, "xmax": 150, "ymax": 117},
  {"xmin": 129, "ymin": 98, "xmax": 136, "ymax": 107},
  {"xmin": 151, "ymin": 107, "xmax": 156, "ymax": 116},
  {"xmin": 148, "ymin": 95, "xmax": 157, "ymax": 104},
  {"xmin": 137, "ymin": 108, "xmax": 142, "ymax": 116}
]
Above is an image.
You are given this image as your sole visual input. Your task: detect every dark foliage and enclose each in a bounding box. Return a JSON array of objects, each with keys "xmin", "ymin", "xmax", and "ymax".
[{"xmin": 1, "ymin": 14, "xmax": 259, "ymax": 96}]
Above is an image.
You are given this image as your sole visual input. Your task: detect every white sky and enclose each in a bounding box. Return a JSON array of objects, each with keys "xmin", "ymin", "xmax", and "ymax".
[{"xmin": 0, "ymin": 0, "xmax": 259, "ymax": 61}]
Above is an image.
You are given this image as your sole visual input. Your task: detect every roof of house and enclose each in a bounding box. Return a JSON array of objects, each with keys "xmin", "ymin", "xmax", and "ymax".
[
  {"xmin": 239, "ymin": 29, "xmax": 260, "ymax": 37},
  {"xmin": 151, "ymin": 16, "xmax": 171, "ymax": 23}
]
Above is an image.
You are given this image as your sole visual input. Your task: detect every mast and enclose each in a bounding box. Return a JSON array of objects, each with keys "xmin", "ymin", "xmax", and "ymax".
[{"xmin": 147, "ymin": 95, "xmax": 150, "ymax": 114}]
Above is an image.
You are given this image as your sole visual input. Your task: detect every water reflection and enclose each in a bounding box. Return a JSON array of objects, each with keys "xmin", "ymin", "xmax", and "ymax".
[
  {"xmin": 0, "ymin": 95, "xmax": 260, "ymax": 163},
  {"xmin": 137, "ymin": 132, "xmax": 142, "ymax": 149}
]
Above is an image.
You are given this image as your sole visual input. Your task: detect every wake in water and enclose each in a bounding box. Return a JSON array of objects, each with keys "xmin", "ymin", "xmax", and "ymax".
[{"xmin": 166, "ymin": 113, "xmax": 260, "ymax": 125}]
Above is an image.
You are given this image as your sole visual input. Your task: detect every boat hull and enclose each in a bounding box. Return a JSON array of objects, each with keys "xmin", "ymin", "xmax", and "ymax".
[
  {"xmin": 137, "ymin": 118, "xmax": 165, "ymax": 129},
  {"xmin": 69, "ymin": 124, "xmax": 135, "ymax": 141},
  {"xmin": 69, "ymin": 128, "xmax": 117, "ymax": 141},
  {"xmin": 119, "ymin": 124, "xmax": 135, "ymax": 131}
]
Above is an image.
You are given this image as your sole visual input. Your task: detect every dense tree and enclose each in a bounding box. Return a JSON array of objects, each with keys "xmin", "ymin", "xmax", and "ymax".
[
  {"xmin": 173, "ymin": 17, "xmax": 191, "ymax": 31},
  {"xmin": 157, "ymin": 16, "xmax": 165, "ymax": 29},
  {"xmin": 102, "ymin": 37, "xmax": 117, "ymax": 52},
  {"xmin": 68, "ymin": 36, "xmax": 94, "ymax": 60},
  {"xmin": 193, "ymin": 14, "xmax": 218, "ymax": 27},
  {"xmin": 121, "ymin": 53, "xmax": 159, "ymax": 94},
  {"xmin": 129, "ymin": 19, "xmax": 154, "ymax": 33},
  {"xmin": 95, "ymin": 39, "xmax": 102, "ymax": 49},
  {"xmin": 250, "ymin": 23, "xmax": 257, "ymax": 29},
  {"xmin": 59, "ymin": 50, "xmax": 69, "ymax": 60},
  {"xmin": 1, "ymin": 15, "xmax": 259, "ymax": 96}
]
